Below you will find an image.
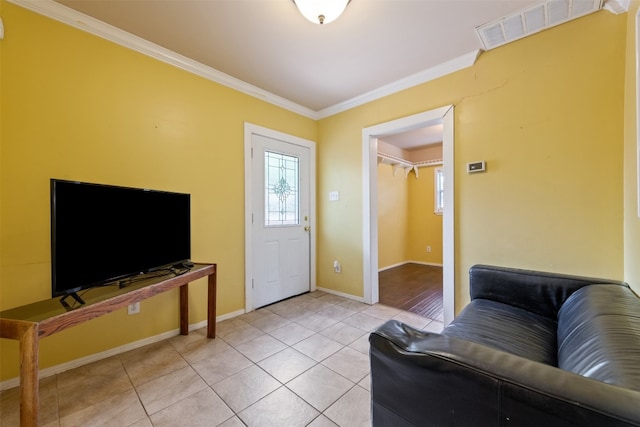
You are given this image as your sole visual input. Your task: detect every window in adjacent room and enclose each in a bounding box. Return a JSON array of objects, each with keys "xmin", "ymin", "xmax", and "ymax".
[{"xmin": 434, "ymin": 167, "xmax": 444, "ymax": 215}]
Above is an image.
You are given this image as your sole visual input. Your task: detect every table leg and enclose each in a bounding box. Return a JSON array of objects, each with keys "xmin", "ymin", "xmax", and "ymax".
[
  {"xmin": 179, "ymin": 284, "xmax": 188, "ymax": 335},
  {"xmin": 207, "ymin": 267, "xmax": 217, "ymax": 338},
  {"xmin": 20, "ymin": 323, "xmax": 39, "ymax": 427}
]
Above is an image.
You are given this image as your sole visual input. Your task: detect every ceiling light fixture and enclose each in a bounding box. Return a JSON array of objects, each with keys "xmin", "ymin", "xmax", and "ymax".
[{"xmin": 293, "ymin": 0, "xmax": 350, "ymax": 25}]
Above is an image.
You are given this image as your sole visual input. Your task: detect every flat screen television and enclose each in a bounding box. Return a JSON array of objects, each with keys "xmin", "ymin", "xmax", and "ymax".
[{"xmin": 51, "ymin": 179, "xmax": 191, "ymax": 299}]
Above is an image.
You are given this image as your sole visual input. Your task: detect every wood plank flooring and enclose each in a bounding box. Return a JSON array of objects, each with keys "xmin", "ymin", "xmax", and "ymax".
[{"xmin": 379, "ymin": 263, "xmax": 443, "ymax": 322}]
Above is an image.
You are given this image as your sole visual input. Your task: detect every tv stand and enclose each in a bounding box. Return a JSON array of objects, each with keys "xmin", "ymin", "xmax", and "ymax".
[
  {"xmin": 59, "ymin": 292, "xmax": 86, "ymax": 309},
  {"xmin": 0, "ymin": 262, "xmax": 216, "ymax": 427}
]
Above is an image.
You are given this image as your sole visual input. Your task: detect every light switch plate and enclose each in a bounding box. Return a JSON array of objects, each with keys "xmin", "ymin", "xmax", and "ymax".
[{"xmin": 329, "ymin": 191, "xmax": 340, "ymax": 201}]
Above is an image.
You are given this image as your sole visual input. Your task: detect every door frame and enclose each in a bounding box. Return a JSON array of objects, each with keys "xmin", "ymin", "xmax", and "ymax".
[
  {"xmin": 362, "ymin": 106, "xmax": 455, "ymax": 325},
  {"xmin": 244, "ymin": 123, "xmax": 317, "ymax": 313}
]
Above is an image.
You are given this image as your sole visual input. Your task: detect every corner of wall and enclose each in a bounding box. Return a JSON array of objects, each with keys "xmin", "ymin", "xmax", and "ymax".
[{"xmin": 624, "ymin": 0, "xmax": 640, "ymax": 293}]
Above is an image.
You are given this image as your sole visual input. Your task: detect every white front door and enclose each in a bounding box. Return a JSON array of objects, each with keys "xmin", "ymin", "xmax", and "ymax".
[{"xmin": 247, "ymin": 126, "xmax": 314, "ymax": 309}]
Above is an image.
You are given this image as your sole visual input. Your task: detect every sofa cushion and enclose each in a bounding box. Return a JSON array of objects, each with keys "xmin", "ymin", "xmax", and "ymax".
[
  {"xmin": 443, "ymin": 298, "xmax": 558, "ymax": 365},
  {"xmin": 557, "ymin": 284, "xmax": 640, "ymax": 391}
]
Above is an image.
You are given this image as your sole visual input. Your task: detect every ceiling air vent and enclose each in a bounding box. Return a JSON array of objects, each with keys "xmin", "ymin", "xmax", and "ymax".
[{"xmin": 476, "ymin": 0, "xmax": 603, "ymax": 50}]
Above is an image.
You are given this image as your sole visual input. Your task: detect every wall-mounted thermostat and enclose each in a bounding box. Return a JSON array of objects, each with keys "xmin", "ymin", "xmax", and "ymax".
[{"xmin": 467, "ymin": 161, "xmax": 486, "ymax": 173}]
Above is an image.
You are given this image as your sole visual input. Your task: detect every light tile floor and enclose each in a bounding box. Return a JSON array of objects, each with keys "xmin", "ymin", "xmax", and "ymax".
[{"xmin": 0, "ymin": 291, "xmax": 444, "ymax": 427}]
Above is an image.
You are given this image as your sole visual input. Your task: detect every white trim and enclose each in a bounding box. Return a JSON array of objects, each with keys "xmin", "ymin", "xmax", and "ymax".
[
  {"xmin": 409, "ymin": 260, "xmax": 444, "ymax": 268},
  {"xmin": 317, "ymin": 50, "xmax": 480, "ymax": 119},
  {"xmin": 8, "ymin": 0, "xmax": 479, "ymax": 120},
  {"xmin": 7, "ymin": 0, "xmax": 317, "ymax": 119},
  {"xmin": 0, "ymin": 309, "xmax": 245, "ymax": 392},
  {"xmin": 216, "ymin": 309, "xmax": 246, "ymax": 323},
  {"xmin": 378, "ymin": 261, "xmax": 443, "ymax": 272},
  {"xmin": 378, "ymin": 261, "xmax": 410, "ymax": 272},
  {"xmin": 442, "ymin": 107, "xmax": 455, "ymax": 326},
  {"xmin": 362, "ymin": 106, "xmax": 455, "ymax": 326},
  {"xmin": 316, "ymin": 287, "xmax": 365, "ymax": 303},
  {"xmin": 244, "ymin": 123, "xmax": 317, "ymax": 313}
]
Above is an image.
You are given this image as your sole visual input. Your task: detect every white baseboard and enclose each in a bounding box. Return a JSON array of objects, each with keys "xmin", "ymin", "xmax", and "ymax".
[
  {"xmin": 378, "ymin": 261, "xmax": 407, "ymax": 272},
  {"xmin": 315, "ymin": 287, "xmax": 366, "ymax": 303},
  {"xmin": 378, "ymin": 260, "xmax": 443, "ymax": 272},
  {"xmin": 0, "ymin": 309, "xmax": 246, "ymax": 392},
  {"xmin": 409, "ymin": 260, "xmax": 443, "ymax": 268},
  {"xmin": 216, "ymin": 309, "xmax": 245, "ymax": 322}
]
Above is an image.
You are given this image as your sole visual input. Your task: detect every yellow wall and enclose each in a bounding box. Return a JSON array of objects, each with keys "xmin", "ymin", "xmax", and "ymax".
[
  {"xmin": 407, "ymin": 165, "xmax": 443, "ymax": 265},
  {"xmin": 377, "ymin": 164, "xmax": 408, "ymax": 268},
  {"xmin": 1, "ymin": 1, "xmax": 635, "ymax": 383},
  {"xmin": 625, "ymin": 1, "xmax": 640, "ymax": 294},
  {"xmin": 377, "ymin": 164, "xmax": 443, "ymax": 269},
  {"xmin": 0, "ymin": 3, "xmax": 316, "ymax": 380},
  {"xmin": 317, "ymin": 11, "xmax": 627, "ymax": 307}
]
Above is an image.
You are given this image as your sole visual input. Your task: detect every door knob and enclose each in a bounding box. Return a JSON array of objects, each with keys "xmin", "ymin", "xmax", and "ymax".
[{"xmin": 304, "ymin": 226, "xmax": 311, "ymax": 231}]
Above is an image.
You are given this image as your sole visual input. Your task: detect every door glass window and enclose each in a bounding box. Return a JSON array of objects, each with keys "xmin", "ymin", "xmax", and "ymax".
[{"xmin": 265, "ymin": 151, "xmax": 299, "ymax": 226}]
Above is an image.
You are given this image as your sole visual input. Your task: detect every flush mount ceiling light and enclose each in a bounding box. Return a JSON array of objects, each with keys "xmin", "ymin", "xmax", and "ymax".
[{"xmin": 293, "ymin": 0, "xmax": 350, "ymax": 25}]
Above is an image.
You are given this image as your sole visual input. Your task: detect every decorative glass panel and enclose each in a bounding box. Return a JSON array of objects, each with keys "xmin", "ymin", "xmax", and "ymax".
[{"xmin": 265, "ymin": 151, "xmax": 299, "ymax": 226}]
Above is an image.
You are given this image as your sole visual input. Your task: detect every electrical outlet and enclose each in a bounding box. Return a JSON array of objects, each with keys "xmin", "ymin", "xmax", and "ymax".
[
  {"xmin": 128, "ymin": 302, "xmax": 140, "ymax": 315},
  {"xmin": 426, "ymin": 245, "xmax": 432, "ymax": 253},
  {"xmin": 333, "ymin": 260, "xmax": 341, "ymax": 273}
]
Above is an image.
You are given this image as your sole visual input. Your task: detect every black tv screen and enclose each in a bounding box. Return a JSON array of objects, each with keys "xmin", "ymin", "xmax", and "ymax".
[{"xmin": 51, "ymin": 179, "xmax": 191, "ymax": 297}]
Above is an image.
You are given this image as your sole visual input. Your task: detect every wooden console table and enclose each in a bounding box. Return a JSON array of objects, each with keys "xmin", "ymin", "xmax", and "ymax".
[{"xmin": 0, "ymin": 262, "xmax": 216, "ymax": 427}]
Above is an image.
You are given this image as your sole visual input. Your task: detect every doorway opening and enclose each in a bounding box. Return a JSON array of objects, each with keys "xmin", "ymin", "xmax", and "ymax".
[
  {"xmin": 376, "ymin": 123, "xmax": 444, "ymax": 322},
  {"xmin": 362, "ymin": 106, "xmax": 455, "ymax": 325}
]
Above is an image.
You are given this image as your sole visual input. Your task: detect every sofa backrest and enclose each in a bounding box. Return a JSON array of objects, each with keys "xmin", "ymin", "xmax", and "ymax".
[
  {"xmin": 469, "ymin": 265, "xmax": 627, "ymax": 319},
  {"xmin": 557, "ymin": 284, "xmax": 640, "ymax": 391}
]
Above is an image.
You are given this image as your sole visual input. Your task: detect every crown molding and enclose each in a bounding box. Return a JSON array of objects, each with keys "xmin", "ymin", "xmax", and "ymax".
[
  {"xmin": 316, "ymin": 50, "xmax": 481, "ymax": 119},
  {"xmin": 7, "ymin": 0, "xmax": 319, "ymax": 119},
  {"xmin": 9, "ymin": 0, "xmax": 480, "ymax": 121}
]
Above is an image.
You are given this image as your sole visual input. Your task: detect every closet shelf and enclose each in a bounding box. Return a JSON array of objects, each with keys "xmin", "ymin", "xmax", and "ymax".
[{"xmin": 377, "ymin": 152, "xmax": 442, "ymax": 178}]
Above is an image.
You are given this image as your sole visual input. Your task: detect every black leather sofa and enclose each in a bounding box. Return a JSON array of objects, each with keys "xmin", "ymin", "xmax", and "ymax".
[{"xmin": 369, "ymin": 265, "xmax": 640, "ymax": 426}]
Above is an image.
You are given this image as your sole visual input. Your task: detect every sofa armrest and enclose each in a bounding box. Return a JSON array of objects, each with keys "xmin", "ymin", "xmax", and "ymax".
[
  {"xmin": 469, "ymin": 264, "xmax": 627, "ymax": 319},
  {"xmin": 369, "ymin": 320, "xmax": 640, "ymax": 427}
]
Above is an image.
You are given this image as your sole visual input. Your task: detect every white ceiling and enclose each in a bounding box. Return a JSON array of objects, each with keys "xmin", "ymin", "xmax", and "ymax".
[
  {"xmin": 379, "ymin": 124, "xmax": 444, "ymax": 149},
  {"xmin": 52, "ymin": 0, "xmax": 545, "ymax": 114}
]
